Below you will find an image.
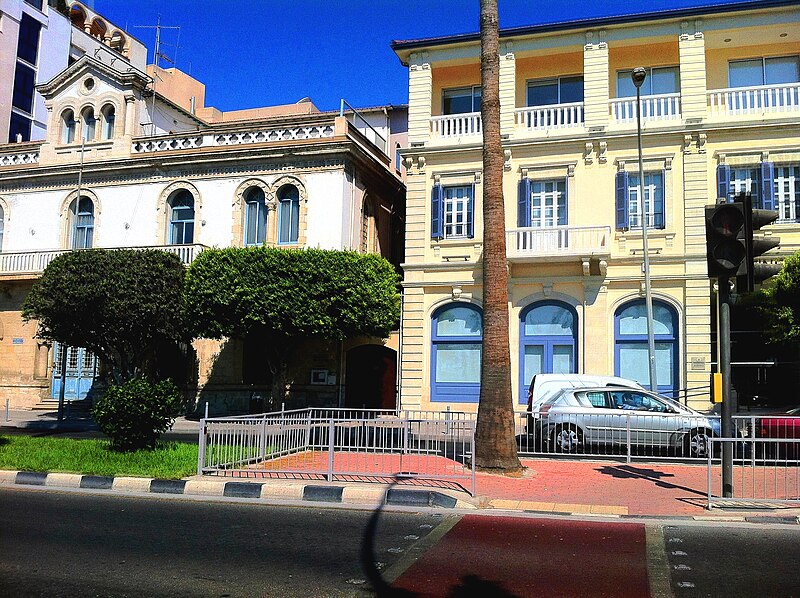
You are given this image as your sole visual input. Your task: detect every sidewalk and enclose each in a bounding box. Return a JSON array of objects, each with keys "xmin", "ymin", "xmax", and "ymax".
[{"xmin": 1, "ymin": 409, "xmax": 798, "ymax": 522}]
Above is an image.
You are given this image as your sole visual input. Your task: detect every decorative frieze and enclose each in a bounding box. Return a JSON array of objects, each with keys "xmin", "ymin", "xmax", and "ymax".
[{"xmin": 0, "ymin": 151, "xmax": 40, "ymax": 167}]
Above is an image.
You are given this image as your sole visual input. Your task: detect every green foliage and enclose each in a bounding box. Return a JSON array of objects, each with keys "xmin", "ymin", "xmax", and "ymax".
[
  {"xmin": 92, "ymin": 378, "xmax": 187, "ymax": 451},
  {"xmin": 0, "ymin": 435, "xmax": 197, "ymax": 478},
  {"xmin": 184, "ymin": 247, "xmax": 400, "ymax": 341},
  {"xmin": 22, "ymin": 249, "xmax": 187, "ymax": 382}
]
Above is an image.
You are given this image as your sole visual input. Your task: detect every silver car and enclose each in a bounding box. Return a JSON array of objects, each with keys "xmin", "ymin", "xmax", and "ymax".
[{"xmin": 531, "ymin": 387, "xmax": 720, "ymax": 458}]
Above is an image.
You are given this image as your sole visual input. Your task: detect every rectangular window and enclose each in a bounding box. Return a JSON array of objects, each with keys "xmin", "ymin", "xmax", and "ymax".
[
  {"xmin": 12, "ymin": 62, "xmax": 35, "ymax": 113},
  {"xmin": 443, "ymin": 185, "xmax": 473, "ymax": 239},
  {"xmin": 443, "ymin": 86, "xmax": 481, "ymax": 115},
  {"xmin": 8, "ymin": 112, "xmax": 31, "ymax": 143},
  {"xmin": 17, "ymin": 13, "xmax": 41, "ymax": 65},
  {"xmin": 530, "ymin": 180, "xmax": 567, "ymax": 228},
  {"xmin": 729, "ymin": 56, "xmax": 800, "ymax": 87},
  {"xmin": 775, "ymin": 165, "xmax": 800, "ymax": 222},
  {"xmin": 435, "ymin": 343, "xmax": 481, "ymax": 384},
  {"xmin": 617, "ymin": 66, "xmax": 680, "ymax": 97},
  {"xmin": 527, "ymin": 76, "xmax": 583, "ymax": 106},
  {"xmin": 24, "ymin": 0, "xmax": 44, "ymax": 9},
  {"xmin": 628, "ymin": 172, "xmax": 665, "ymax": 229},
  {"xmin": 730, "ymin": 167, "xmax": 760, "ymax": 201}
]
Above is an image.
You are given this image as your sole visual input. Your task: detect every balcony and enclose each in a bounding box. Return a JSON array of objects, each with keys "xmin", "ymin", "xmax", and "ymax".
[
  {"xmin": 707, "ymin": 82, "xmax": 800, "ymax": 120},
  {"xmin": 0, "ymin": 244, "xmax": 207, "ymax": 277},
  {"xmin": 609, "ymin": 93, "xmax": 681, "ymax": 124},
  {"xmin": 430, "ymin": 112, "xmax": 482, "ymax": 139},
  {"xmin": 515, "ymin": 102, "xmax": 584, "ymax": 132},
  {"xmin": 506, "ymin": 225, "xmax": 611, "ymax": 260}
]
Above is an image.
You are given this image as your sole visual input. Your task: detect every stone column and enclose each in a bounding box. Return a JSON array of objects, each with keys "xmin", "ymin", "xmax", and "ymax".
[{"xmin": 407, "ymin": 52, "xmax": 432, "ymax": 145}]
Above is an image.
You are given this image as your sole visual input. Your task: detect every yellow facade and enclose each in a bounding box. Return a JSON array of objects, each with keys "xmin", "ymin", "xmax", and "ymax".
[{"xmin": 394, "ymin": 3, "xmax": 800, "ymax": 413}]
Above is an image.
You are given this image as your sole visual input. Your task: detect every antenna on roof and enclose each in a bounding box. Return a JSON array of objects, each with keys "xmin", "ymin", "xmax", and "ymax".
[{"xmin": 134, "ymin": 16, "xmax": 181, "ymax": 135}]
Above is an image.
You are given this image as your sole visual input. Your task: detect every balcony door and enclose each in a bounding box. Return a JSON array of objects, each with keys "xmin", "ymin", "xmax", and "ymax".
[
  {"xmin": 50, "ymin": 343, "xmax": 97, "ymax": 401},
  {"xmin": 519, "ymin": 301, "xmax": 577, "ymax": 405}
]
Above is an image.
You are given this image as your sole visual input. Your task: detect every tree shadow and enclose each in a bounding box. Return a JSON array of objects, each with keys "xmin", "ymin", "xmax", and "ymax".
[
  {"xmin": 360, "ymin": 478, "xmax": 522, "ymax": 598},
  {"xmin": 594, "ymin": 464, "xmax": 706, "ymax": 496}
]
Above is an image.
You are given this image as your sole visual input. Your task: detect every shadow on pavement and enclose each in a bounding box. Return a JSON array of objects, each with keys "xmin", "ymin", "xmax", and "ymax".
[{"xmin": 594, "ymin": 464, "xmax": 706, "ymax": 497}]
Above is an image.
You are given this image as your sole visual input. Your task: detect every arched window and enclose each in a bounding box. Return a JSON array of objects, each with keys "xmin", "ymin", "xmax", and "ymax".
[
  {"xmin": 519, "ymin": 301, "xmax": 577, "ymax": 404},
  {"xmin": 90, "ymin": 18, "xmax": 107, "ymax": 41},
  {"xmin": 69, "ymin": 5, "xmax": 87, "ymax": 30},
  {"xmin": 70, "ymin": 196, "xmax": 94, "ymax": 249},
  {"xmin": 615, "ymin": 299, "xmax": 678, "ymax": 397},
  {"xmin": 81, "ymin": 107, "xmax": 96, "ymax": 141},
  {"xmin": 62, "ymin": 110, "xmax": 76, "ymax": 144},
  {"xmin": 109, "ymin": 31, "xmax": 126, "ymax": 54},
  {"xmin": 244, "ymin": 187, "xmax": 267, "ymax": 246},
  {"xmin": 168, "ymin": 190, "xmax": 195, "ymax": 245},
  {"xmin": 431, "ymin": 303, "xmax": 482, "ymax": 402},
  {"xmin": 277, "ymin": 184, "xmax": 299, "ymax": 244},
  {"xmin": 101, "ymin": 104, "xmax": 115, "ymax": 139}
]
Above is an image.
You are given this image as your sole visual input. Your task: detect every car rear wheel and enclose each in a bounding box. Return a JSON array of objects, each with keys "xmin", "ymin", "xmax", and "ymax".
[
  {"xmin": 550, "ymin": 424, "xmax": 583, "ymax": 453},
  {"xmin": 683, "ymin": 428, "xmax": 712, "ymax": 458}
]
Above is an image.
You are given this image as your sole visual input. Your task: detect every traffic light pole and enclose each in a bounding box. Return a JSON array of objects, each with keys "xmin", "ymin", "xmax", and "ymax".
[{"xmin": 718, "ymin": 278, "xmax": 733, "ymax": 498}]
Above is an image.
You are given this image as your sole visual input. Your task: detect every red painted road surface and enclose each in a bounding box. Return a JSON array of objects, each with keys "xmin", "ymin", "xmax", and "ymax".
[{"xmin": 392, "ymin": 515, "xmax": 651, "ymax": 598}]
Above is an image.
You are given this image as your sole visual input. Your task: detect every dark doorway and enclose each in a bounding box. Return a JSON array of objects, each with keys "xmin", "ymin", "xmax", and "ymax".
[{"xmin": 344, "ymin": 345, "xmax": 396, "ymax": 410}]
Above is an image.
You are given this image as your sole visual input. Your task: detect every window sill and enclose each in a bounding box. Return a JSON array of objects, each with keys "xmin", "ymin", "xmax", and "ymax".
[
  {"xmin": 431, "ymin": 237, "xmax": 477, "ymax": 247},
  {"xmin": 615, "ymin": 229, "xmax": 674, "ymax": 241}
]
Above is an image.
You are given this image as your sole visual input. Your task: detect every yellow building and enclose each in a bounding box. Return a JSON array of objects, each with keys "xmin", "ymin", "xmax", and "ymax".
[{"xmin": 392, "ymin": 1, "xmax": 800, "ymax": 413}]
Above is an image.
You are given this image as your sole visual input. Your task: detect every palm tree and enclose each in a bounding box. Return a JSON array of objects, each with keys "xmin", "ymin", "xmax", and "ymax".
[{"xmin": 475, "ymin": 0, "xmax": 522, "ymax": 474}]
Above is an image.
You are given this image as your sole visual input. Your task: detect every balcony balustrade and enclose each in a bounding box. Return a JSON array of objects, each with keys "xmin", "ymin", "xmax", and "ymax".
[
  {"xmin": 430, "ymin": 112, "xmax": 482, "ymax": 138},
  {"xmin": 506, "ymin": 225, "xmax": 610, "ymax": 259},
  {"xmin": 515, "ymin": 102, "xmax": 584, "ymax": 131},
  {"xmin": 0, "ymin": 244, "xmax": 207, "ymax": 276},
  {"xmin": 707, "ymin": 82, "xmax": 800, "ymax": 118},
  {"xmin": 609, "ymin": 93, "xmax": 682, "ymax": 123}
]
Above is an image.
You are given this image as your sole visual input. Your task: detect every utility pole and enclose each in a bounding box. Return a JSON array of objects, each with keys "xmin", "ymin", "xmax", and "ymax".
[{"xmin": 718, "ymin": 277, "xmax": 733, "ymax": 497}]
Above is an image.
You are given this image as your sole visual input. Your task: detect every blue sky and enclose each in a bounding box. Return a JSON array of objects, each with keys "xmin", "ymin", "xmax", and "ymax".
[{"xmin": 92, "ymin": 0, "xmax": 757, "ymax": 112}]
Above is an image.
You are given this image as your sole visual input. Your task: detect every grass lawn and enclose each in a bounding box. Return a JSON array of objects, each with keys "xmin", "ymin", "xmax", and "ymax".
[{"xmin": 0, "ymin": 435, "xmax": 198, "ymax": 479}]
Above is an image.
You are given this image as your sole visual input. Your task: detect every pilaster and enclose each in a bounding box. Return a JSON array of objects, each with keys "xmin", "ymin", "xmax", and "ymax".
[
  {"xmin": 583, "ymin": 30, "xmax": 609, "ymax": 131},
  {"xmin": 679, "ymin": 20, "xmax": 707, "ymax": 122},
  {"xmin": 407, "ymin": 52, "xmax": 433, "ymax": 144},
  {"xmin": 499, "ymin": 42, "xmax": 516, "ymax": 136}
]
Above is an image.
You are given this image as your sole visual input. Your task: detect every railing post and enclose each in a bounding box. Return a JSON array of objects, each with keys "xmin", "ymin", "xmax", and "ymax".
[
  {"xmin": 626, "ymin": 415, "xmax": 632, "ymax": 464},
  {"xmin": 707, "ymin": 438, "xmax": 713, "ymax": 509},
  {"xmin": 197, "ymin": 419, "xmax": 207, "ymax": 476},
  {"xmin": 327, "ymin": 418, "xmax": 335, "ymax": 482}
]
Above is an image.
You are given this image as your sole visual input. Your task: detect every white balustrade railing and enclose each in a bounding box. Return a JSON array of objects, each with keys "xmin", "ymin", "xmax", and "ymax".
[
  {"xmin": 0, "ymin": 244, "xmax": 206, "ymax": 275},
  {"xmin": 610, "ymin": 93, "xmax": 681, "ymax": 123},
  {"xmin": 0, "ymin": 150, "xmax": 40, "ymax": 167},
  {"xmin": 708, "ymin": 82, "xmax": 800, "ymax": 117},
  {"xmin": 515, "ymin": 102, "xmax": 584, "ymax": 130},
  {"xmin": 430, "ymin": 112, "xmax": 482, "ymax": 138},
  {"xmin": 506, "ymin": 225, "xmax": 610, "ymax": 256},
  {"xmin": 132, "ymin": 122, "xmax": 336, "ymax": 154}
]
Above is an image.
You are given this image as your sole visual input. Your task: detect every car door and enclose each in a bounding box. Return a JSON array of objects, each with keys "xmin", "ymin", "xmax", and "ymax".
[
  {"xmin": 611, "ymin": 390, "xmax": 673, "ymax": 448},
  {"xmin": 576, "ymin": 390, "xmax": 627, "ymax": 448}
]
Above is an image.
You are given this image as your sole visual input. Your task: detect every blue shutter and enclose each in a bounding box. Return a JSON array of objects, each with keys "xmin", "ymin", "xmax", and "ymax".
[
  {"xmin": 760, "ymin": 161, "xmax": 775, "ymax": 211},
  {"xmin": 716, "ymin": 164, "xmax": 731, "ymax": 203},
  {"xmin": 467, "ymin": 183, "xmax": 475, "ymax": 238},
  {"xmin": 653, "ymin": 170, "xmax": 666, "ymax": 229},
  {"xmin": 615, "ymin": 171, "xmax": 629, "ymax": 230},
  {"xmin": 517, "ymin": 178, "xmax": 531, "ymax": 227},
  {"xmin": 431, "ymin": 184, "xmax": 444, "ymax": 240},
  {"xmin": 558, "ymin": 178, "xmax": 568, "ymax": 226}
]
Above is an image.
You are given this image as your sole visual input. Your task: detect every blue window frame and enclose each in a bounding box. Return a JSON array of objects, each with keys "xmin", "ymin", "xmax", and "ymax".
[
  {"xmin": 244, "ymin": 187, "xmax": 267, "ymax": 246},
  {"xmin": 431, "ymin": 303, "xmax": 482, "ymax": 403},
  {"xmin": 278, "ymin": 185, "xmax": 300, "ymax": 244},
  {"xmin": 615, "ymin": 171, "xmax": 666, "ymax": 230},
  {"xmin": 169, "ymin": 190, "xmax": 194, "ymax": 245},
  {"xmin": 518, "ymin": 301, "xmax": 577, "ymax": 405},
  {"xmin": 614, "ymin": 299, "xmax": 678, "ymax": 398},
  {"xmin": 71, "ymin": 196, "xmax": 94, "ymax": 249}
]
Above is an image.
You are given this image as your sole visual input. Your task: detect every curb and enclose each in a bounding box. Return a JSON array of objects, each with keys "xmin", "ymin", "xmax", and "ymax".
[{"xmin": 0, "ymin": 470, "xmax": 475, "ymax": 510}]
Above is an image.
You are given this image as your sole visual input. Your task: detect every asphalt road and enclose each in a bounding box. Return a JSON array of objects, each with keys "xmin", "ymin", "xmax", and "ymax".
[{"xmin": 2, "ymin": 487, "xmax": 799, "ymax": 597}]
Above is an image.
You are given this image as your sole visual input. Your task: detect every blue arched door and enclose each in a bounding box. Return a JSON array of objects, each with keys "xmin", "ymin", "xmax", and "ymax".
[
  {"xmin": 431, "ymin": 303, "xmax": 482, "ymax": 403},
  {"xmin": 519, "ymin": 301, "xmax": 577, "ymax": 405},
  {"xmin": 614, "ymin": 299, "xmax": 678, "ymax": 397}
]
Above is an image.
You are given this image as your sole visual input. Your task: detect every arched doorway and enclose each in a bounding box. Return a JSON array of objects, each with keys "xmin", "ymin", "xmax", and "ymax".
[{"xmin": 345, "ymin": 345, "xmax": 397, "ymax": 410}]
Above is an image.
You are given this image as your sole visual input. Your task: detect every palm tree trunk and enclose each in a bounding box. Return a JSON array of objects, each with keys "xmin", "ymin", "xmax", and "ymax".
[{"xmin": 475, "ymin": 0, "xmax": 522, "ymax": 473}]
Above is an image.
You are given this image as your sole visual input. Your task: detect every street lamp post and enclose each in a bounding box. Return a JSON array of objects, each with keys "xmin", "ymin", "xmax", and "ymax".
[{"xmin": 632, "ymin": 67, "xmax": 659, "ymax": 394}]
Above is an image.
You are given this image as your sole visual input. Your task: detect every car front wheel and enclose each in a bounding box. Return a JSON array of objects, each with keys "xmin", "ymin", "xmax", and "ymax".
[{"xmin": 683, "ymin": 429, "xmax": 712, "ymax": 458}]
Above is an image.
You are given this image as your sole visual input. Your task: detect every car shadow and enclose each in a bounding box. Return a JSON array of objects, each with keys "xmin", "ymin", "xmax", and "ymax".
[{"xmin": 594, "ymin": 464, "xmax": 707, "ymax": 497}]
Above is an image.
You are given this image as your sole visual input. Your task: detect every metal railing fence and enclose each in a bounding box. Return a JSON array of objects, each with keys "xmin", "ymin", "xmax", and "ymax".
[
  {"xmin": 707, "ymin": 436, "xmax": 800, "ymax": 509},
  {"xmin": 198, "ymin": 408, "xmax": 476, "ymax": 495}
]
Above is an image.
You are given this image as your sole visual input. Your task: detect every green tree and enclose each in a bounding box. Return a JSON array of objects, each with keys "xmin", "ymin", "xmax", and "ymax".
[
  {"xmin": 763, "ymin": 252, "xmax": 800, "ymax": 344},
  {"xmin": 475, "ymin": 0, "xmax": 522, "ymax": 474},
  {"xmin": 22, "ymin": 249, "xmax": 187, "ymax": 384},
  {"xmin": 184, "ymin": 247, "xmax": 400, "ymax": 403}
]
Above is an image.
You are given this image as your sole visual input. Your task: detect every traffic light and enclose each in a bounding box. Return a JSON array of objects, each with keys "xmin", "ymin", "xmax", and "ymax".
[
  {"xmin": 739, "ymin": 193, "xmax": 780, "ymax": 292},
  {"xmin": 705, "ymin": 201, "xmax": 747, "ymax": 278}
]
